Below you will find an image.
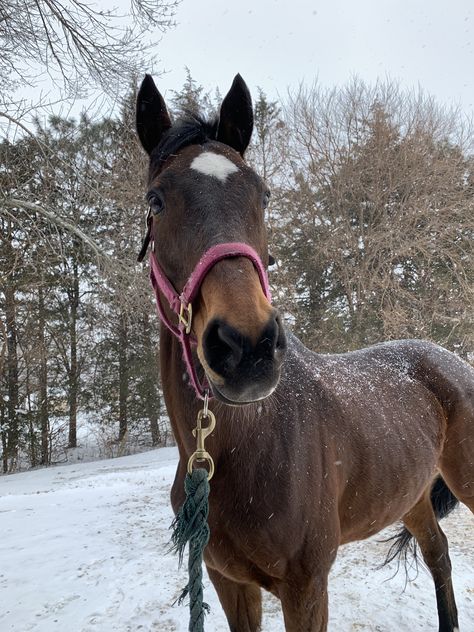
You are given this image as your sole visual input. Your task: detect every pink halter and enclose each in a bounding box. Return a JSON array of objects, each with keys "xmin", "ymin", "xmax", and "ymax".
[{"xmin": 149, "ymin": 242, "xmax": 272, "ymax": 400}]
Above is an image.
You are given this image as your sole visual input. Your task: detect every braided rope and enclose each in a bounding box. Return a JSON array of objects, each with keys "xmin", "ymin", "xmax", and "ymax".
[{"xmin": 171, "ymin": 468, "xmax": 211, "ymax": 632}]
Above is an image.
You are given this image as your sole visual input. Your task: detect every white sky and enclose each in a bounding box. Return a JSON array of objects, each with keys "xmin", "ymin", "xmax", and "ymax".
[
  {"xmin": 151, "ymin": 0, "xmax": 474, "ymax": 115},
  {"xmin": 9, "ymin": 0, "xmax": 474, "ymax": 123}
]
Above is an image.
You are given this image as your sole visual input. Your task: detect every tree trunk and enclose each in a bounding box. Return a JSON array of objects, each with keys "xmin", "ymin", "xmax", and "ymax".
[
  {"xmin": 118, "ymin": 313, "xmax": 128, "ymax": 442},
  {"xmin": 38, "ymin": 285, "xmax": 49, "ymax": 465},
  {"xmin": 25, "ymin": 365, "xmax": 37, "ymax": 467},
  {"xmin": 142, "ymin": 312, "xmax": 161, "ymax": 445},
  {"xmin": 68, "ymin": 258, "xmax": 79, "ymax": 448},
  {"xmin": 0, "ymin": 316, "xmax": 6, "ymax": 472},
  {"xmin": 5, "ymin": 279, "xmax": 19, "ymax": 470},
  {"xmin": 1, "ymin": 404, "xmax": 7, "ymax": 474}
]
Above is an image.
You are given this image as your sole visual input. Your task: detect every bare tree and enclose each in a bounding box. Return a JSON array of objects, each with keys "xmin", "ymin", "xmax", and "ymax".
[
  {"xmin": 0, "ymin": 0, "xmax": 179, "ymax": 264},
  {"xmin": 0, "ymin": 0, "xmax": 179, "ymax": 95},
  {"xmin": 273, "ymin": 79, "xmax": 474, "ymax": 357}
]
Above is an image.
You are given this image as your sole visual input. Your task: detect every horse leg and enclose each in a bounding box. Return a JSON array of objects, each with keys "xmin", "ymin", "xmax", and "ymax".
[
  {"xmin": 402, "ymin": 489, "xmax": 459, "ymax": 632},
  {"xmin": 278, "ymin": 572, "xmax": 330, "ymax": 632},
  {"xmin": 206, "ymin": 566, "xmax": 262, "ymax": 632}
]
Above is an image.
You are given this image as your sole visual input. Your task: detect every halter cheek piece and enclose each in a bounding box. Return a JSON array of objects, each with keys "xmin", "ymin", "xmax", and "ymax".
[{"xmin": 145, "ymin": 233, "xmax": 272, "ymax": 400}]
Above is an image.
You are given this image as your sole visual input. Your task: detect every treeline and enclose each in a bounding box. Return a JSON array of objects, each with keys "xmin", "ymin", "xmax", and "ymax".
[
  {"xmin": 256, "ymin": 81, "xmax": 473, "ymax": 355},
  {"xmin": 1, "ymin": 75, "xmax": 473, "ymax": 472},
  {"xmin": 1, "ymin": 93, "xmax": 163, "ymax": 471}
]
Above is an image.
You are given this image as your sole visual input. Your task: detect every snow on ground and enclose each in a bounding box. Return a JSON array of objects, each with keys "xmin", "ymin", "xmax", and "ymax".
[{"xmin": 0, "ymin": 448, "xmax": 473, "ymax": 632}]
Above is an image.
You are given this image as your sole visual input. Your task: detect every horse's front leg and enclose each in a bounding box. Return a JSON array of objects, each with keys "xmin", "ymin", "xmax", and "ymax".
[
  {"xmin": 279, "ymin": 572, "xmax": 330, "ymax": 632},
  {"xmin": 207, "ymin": 566, "xmax": 262, "ymax": 632}
]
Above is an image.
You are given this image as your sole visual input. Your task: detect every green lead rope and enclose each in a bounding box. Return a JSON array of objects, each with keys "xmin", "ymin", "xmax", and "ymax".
[{"xmin": 170, "ymin": 468, "xmax": 211, "ymax": 632}]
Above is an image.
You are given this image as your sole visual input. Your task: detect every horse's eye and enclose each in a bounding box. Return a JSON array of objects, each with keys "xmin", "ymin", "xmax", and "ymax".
[
  {"xmin": 263, "ymin": 190, "xmax": 271, "ymax": 209},
  {"xmin": 147, "ymin": 190, "xmax": 164, "ymax": 215}
]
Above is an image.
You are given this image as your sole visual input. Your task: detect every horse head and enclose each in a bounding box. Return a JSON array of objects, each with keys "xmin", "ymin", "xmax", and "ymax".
[{"xmin": 136, "ymin": 74, "xmax": 287, "ymax": 404}]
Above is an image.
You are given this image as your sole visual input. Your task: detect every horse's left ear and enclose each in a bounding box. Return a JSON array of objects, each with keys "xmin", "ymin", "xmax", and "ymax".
[{"xmin": 217, "ymin": 74, "xmax": 253, "ymax": 155}]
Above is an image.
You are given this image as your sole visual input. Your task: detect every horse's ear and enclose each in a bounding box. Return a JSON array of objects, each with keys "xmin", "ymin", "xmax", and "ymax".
[
  {"xmin": 136, "ymin": 74, "xmax": 172, "ymax": 155},
  {"xmin": 217, "ymin": 74, "xmax": 253, "ymax": 155}
]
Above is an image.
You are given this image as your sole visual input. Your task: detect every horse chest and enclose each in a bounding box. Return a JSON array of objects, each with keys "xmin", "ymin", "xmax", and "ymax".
[
  {"xmin": 205, "ymin": 507, "xmax": 288, "ymax": 585},
  {"xmin": 202, "ymin": 476, "xmax": 301, "ymax": 583}
]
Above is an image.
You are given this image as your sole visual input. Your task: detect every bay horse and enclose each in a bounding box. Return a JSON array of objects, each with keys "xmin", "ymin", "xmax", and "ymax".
[{"xmin": 136, "ymin": 73, "xmax": 474, "ymax": 632}]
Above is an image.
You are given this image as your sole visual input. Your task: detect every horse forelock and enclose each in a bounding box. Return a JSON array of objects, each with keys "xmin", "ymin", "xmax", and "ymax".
[{"xmin": 149, "ymin": 113, "xmax": 219, "ymax": 178}]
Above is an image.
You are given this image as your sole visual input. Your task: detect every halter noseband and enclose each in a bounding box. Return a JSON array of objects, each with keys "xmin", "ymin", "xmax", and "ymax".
[{"xmin": 149, "ymin": 242, "xmax": 272, "ymax": 400}]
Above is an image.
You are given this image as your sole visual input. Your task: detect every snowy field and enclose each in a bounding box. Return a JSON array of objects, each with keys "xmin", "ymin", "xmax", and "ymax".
[{"xmin": 0, "ymin": 447, "xmax": 473, "ymax": 632}]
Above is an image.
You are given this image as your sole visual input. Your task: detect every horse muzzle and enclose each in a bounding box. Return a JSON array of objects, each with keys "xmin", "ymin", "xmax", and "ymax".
[{"xmin": 202, "ymin": 311, "xmax": 287, "ymax": 404}]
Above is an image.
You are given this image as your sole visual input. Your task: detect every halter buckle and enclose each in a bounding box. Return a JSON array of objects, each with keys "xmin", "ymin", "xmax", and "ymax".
[{"xmin": 179, "ymin": 302, "xmax": 193, "ymax": 334}]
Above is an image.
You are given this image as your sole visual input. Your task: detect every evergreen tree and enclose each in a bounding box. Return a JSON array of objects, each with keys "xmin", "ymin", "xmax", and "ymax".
[{"xmin": 169, "ymin": 68, "xmax": 219, "ymax": 119}]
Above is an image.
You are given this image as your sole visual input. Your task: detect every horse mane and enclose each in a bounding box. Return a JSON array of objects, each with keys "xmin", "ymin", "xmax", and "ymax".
[{"xmin": 150, "ymin": 112, "xmax": 219, "ymax": 174}]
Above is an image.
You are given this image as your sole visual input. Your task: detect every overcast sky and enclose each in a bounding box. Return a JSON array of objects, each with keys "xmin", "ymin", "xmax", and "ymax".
[
  {"xmin": 151, "ymin": 0, "xmax": 474, "ymax": 116},
  {"xmin": 13, "ymin": 0, "xmax": 474, "ymax": 123}
]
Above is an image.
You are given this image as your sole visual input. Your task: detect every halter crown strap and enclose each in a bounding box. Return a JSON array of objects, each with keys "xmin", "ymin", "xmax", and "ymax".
[{"xmin": 149, "ymin": 242, "xmax": 271, "ymax": 399}]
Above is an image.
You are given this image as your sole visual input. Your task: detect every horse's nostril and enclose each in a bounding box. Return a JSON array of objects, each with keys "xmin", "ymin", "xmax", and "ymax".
[
  {"xmin": 204, "ymin": 320, "xmax": 243, "ymax": 375},
  {"xmin": 204, "ymin": 314, "xmax": 287, "ymax": 383},
  {"xmin": 217, "ymin": 323, "xmax": 243, "ymax": 366}
]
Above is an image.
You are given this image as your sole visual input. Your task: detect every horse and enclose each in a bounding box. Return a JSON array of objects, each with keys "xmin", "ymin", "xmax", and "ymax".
[{"xmin": 135, "ymin": 73, "xmax": 474, "ymax": 632}]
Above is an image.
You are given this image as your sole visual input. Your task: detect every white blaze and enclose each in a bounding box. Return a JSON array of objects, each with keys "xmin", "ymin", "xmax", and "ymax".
[{"xmin": 190, "ymin": 152, "xmax": 239, "ymax": 182}]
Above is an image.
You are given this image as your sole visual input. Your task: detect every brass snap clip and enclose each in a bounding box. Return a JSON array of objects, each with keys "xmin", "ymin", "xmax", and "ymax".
[{"xmin": 187, "ymin": 394, "xmax": 216, "ymax": 481}]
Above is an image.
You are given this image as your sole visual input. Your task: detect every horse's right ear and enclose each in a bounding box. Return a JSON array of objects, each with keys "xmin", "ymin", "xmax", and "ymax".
[{"xmin": 136, "ymin": 75, "xmax": 172, "ymax": 155}]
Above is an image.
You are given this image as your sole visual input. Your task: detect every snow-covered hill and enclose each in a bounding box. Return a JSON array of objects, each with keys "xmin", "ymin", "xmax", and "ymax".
[{"xmin": 0, "ymin": 448, "xmax": 472, "ymax": 631}]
